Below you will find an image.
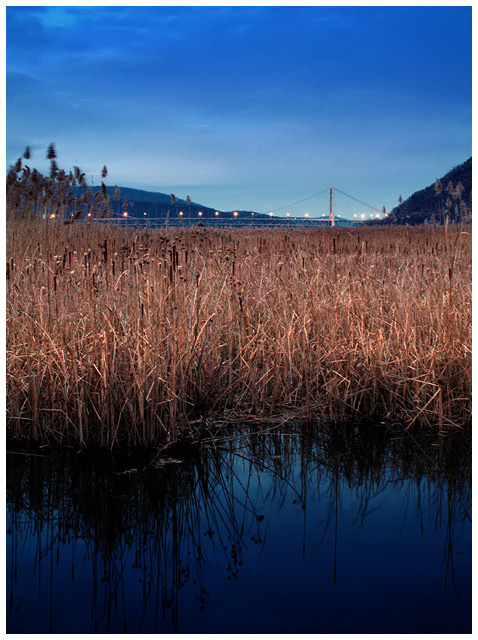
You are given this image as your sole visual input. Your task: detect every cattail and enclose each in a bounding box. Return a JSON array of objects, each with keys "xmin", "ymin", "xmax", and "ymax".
[
  {"xmin": 454, "ymin": 181, "xmax": 464, "ymax": 200},
  {"xmin": 101, "ymin": 165, "xmax": 108, "ymax": 179},
  {"xmin": 23, "ymin": 146, "xmax": 31, "ymax": 160},
  {"xmin": 47, "ymin": 143, "xmax": 56, "ymax": 160},
  {"xmin": 435, "ymin": 179, "xmax": 442, "ymax": 195}
]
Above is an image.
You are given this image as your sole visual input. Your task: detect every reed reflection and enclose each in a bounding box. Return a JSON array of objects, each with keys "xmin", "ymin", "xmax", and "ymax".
[{"xmin": 7, "ymin": 424, "xmax": 471, "ymax": 634}]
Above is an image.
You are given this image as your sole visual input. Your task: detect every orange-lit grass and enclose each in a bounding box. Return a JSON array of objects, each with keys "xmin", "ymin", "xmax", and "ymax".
[{"xmin": 6, "ymin": 218, "xmax": 471, "ymax": 448}]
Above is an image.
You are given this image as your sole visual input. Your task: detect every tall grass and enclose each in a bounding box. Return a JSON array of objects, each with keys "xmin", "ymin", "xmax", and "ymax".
[{"xmin": 6, "ymin": 210, "xmax": 471, "ymax": 448}]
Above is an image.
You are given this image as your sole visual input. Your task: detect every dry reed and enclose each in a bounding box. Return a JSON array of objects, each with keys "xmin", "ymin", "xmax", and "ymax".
[{"xmin": 6, "ymin": 211, "xmax": 471, "ymax": 448}]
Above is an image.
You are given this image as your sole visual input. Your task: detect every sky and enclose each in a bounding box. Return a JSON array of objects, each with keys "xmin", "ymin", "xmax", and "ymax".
[{"xmin": 6, "ymin": 5, "xmax": 472, "ymax": 219}]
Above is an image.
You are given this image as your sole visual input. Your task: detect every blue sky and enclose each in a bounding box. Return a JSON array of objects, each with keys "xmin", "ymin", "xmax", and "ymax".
[{"xmin": 6, "ymin": 5, "xmax": 472, "ymax": 218}]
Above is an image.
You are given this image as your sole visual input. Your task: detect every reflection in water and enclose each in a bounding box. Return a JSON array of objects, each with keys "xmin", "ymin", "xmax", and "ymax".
[{"xmin": 7, "ymin": 423, "xmax": 471, "ymax": 633}]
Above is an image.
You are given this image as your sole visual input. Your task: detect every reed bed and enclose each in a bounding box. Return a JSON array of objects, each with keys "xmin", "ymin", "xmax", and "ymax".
[{"xmin": 6, "ymin": 216, "xmax": 471, "ymax": 448}]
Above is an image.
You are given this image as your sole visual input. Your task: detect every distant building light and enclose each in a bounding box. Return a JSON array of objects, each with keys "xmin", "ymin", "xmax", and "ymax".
[
  {"xmin": 179, "ymin": 211, "xmax": 183, "ymax": 216},
  {"xmin": 198, "ymin": 211, "xmax": 203, "ymax": 216},
  {"xmin": 251, "ymin": 212, "xmax": 254, "ymax": 216},
  {"xmin": 144, "ymin": 212, "xmax": 147, "ymax": 216},
  {"xmin": 286, "ymin": 212, "xmax": 290, "ymax": 217},
  {"xmin": 123, "ymin": 211, "xmax": 128, "ymax": 217},
  {"xmin": 304, "ymin": 212, "xmax": 309, "ymax": 218},
  {"xmin": 49, "ymin": 213, "xmax": 55, "ymax": 219},
  {"xmin": 269, "ymin": 212, "xmax": 274, "ymax": 217},
  {"xmin": 88, "ymin": 212, "xmax": 92, "ymax": 217},
  {"xmin": 215, "ymin": 211, "xmax": 219, "ymax": 216},
  {"xmin": 233, "ymin": 211, "xmax": 239, "ymax": 217}
]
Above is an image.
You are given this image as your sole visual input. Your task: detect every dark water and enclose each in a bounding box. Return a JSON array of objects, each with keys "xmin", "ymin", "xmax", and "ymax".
[{"xmin": 7, "ymin": 424, "xmax": 471, "ymax": 634}]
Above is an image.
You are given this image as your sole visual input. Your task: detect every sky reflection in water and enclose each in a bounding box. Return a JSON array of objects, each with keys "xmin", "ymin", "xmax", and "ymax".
[{"xmin": 6, "ymin": 425, "xmax": 471, "ymax": 634}]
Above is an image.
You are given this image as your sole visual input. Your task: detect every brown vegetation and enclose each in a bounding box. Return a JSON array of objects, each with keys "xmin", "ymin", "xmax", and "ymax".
[{"xmin": 6, "ymin": 215, "xmax": 471, "ymax": 448}]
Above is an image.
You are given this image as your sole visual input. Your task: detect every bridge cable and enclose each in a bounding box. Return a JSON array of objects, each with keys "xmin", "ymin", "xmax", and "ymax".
[
  {"xmin": 259, "ymin": 187, "xmax": 331, "ymax": 215},
  {"xmin": 332, "ymin": 187, "xmax": 383, "ymax": 213}
]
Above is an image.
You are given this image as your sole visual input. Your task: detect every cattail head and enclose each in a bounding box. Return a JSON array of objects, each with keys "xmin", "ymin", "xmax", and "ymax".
[
  {"xmin": 435, "ymin": 179, "xmax": 442, "ymax": 195},
  {"xmin": 47, "ymin": 143, "xmax": 56, "ymax": 160},
  {"xmin": 454, "ymin": 181, "xmax": 464, "ymax": 200}
]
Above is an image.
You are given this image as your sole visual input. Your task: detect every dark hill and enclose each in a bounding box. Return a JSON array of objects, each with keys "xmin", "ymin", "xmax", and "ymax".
[
  {"xmin": 85, "ymin": 186, "xmax": 271, "ymax": 222},
  {"xmin": 382, "ymin": 158, "xmax": 471, "ymax": 225}
]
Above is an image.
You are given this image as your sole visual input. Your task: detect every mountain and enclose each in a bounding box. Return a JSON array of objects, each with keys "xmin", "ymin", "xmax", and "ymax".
[
  {"xmin": 381, "ymin": 158, "xmax": 472, "ymax": 225},
  {"xmin": 86, "ymin": 185, "xmax": 271, "ymax": 222}
]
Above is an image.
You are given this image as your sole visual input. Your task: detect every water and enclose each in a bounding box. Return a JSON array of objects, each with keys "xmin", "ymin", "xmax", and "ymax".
[{"xmin": 6, "ymin": 424, "xmax": 471, "ymax": 634}]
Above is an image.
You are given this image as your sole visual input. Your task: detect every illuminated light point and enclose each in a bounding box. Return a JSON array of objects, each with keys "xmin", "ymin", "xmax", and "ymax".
[
  {"xmin": 123, "ymin": 211, "xmax": 128, "ymax": 217},
  {"xmin": 49, "ymin": 213, "xmax": 55, "ymax": 219},
  {"xmin": 233, "ymin": 211, "xmax": 239, "ymax": 217},
  {"xmin": 304, "ymin": 212, "xmax": 309, "ymax": 218},
  {"xmin": 88, "ymin": 212, "xmax": 92, "ymax": 218},
  {"xmin": 375, "ymin": 213, "xmax": 381, "ymax": 219},
  {"xmin": 269, "ymin": 212, "xmax": 274, "ymax": 217},
  {"xmin": 198, "ymin": 211, "xmax": 202, "ymax": 216},
  {"xmin": 286, "ymin": 212, "xmax": 290, "ymax": 217},
  {"xmin": 144, "ymin": 212, "xmax": 147, "ymax": 216},
  {"xmin": 360, "ymin": 213, "xmax": 366, "ymax": 219},
  {"xmin": 353, "ymin": 214, "xmax": 358, "ymax": 218},
  {"xmin": 179, "ymin": 211, "xmax": 183, "ymax": 216},
  {"xmin": 215, "ymin": 211, "xmax": 219, "ymax": 216},
  {"xmin": 251, "ymin": 212, "xmax": 254, "ymax": 216}
]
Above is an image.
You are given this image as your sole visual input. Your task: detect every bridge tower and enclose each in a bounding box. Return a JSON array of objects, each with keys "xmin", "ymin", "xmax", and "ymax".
[{"xmin": 329, "ymin": 187, "xmax": 335, "ymax": 227}]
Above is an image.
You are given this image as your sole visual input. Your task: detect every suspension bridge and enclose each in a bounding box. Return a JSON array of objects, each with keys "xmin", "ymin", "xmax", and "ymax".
[{"xmin": 87, "ymin": 186, "xmax": 386, "ymax": 228}]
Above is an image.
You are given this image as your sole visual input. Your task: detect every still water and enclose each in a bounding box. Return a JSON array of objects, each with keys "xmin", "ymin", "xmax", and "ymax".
[{"xmin": 7, "ymin": 424, "xmax": 471, "ymax": 634}]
